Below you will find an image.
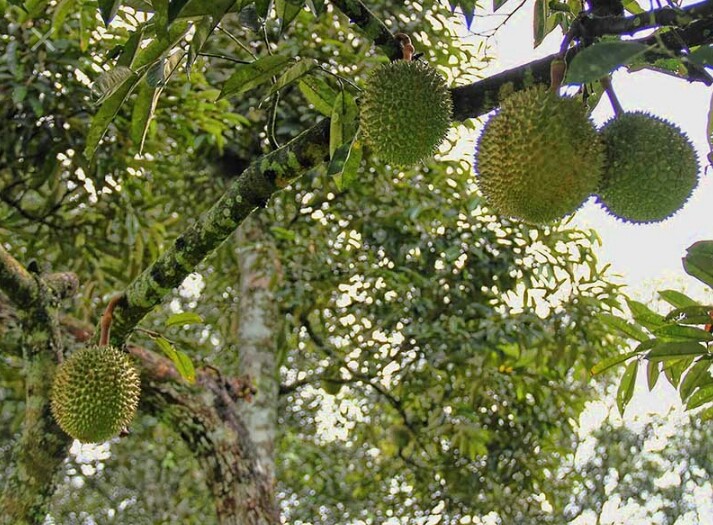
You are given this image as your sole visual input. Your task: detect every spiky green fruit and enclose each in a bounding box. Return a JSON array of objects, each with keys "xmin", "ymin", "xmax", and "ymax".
[
  {"xmin": 360, "ymin": 60, "xmax": 452, "ymax": 166},
  {"xmin": 475, "ymin": 87, "xmax": 604, "ymax": 224},
  {"xmin": 596, "ymin": 112, "xmax": 699, "ymax": 223},
  {"xmin": 51, "ymin": 345, "xmax": 140, "ymax": 443}
]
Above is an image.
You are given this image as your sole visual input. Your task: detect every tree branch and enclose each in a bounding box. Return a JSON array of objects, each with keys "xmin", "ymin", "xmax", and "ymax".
[
  {"xmin": 0, "ymin": 246, "xmax": 40, "ymax": 310},
  {"xmin": 0, "ymin": 249, "xmax": 71, "ymax": 525},
  {"xmin": 327, "ymin": 0, "xmax": 402, "ymax": 60},
  {"xmin": 450, "ymin": 16, "xmax": 713, "ymax": 121},
  {"xmin": 133, "ymin": 344, "xmax": 280, "ymax": 524},
  {"xmin": 109, "ymin": 120, "xmax": 330, "ymax": 344},
  {"xmin": 580, "ymin": 0, "xmax": 713, "ymax": 38}
]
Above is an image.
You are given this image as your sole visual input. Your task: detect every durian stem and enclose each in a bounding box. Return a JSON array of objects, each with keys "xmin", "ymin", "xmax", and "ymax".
[
  {"xmin": 600, "ymin": 76, "xmax": 624, "ymax": 116},
  {"xmin": 394, "ymin": 33, "xmax": 414, "ymax": 61},
  {"xmin": 550, "ymin": 59, "xmax": 567, "ymax": 92},
  {"xmin": 100, "ymin": 294, "xmax": 124, "ymax": 346}
]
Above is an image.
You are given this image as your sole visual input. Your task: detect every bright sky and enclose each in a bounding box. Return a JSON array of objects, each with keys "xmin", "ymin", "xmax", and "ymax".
[{"xmin": 473, "ymin": 2, "xmax": 713, "ymax": 524}]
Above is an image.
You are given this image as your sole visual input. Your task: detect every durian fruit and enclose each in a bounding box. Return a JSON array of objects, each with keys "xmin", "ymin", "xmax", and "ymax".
[
  {"xmin": 596, "ymin": 112, "xmax": 699, "ymax": 223},
  {"xmin": 51, "ymin": 345, "xmax": 141, "ymax": 443},
  {"xmin": 360, "ymin": 60, "xmax": 452, "ymax": 166},
  {"xmin": 475, "ymin": 86, "xmax": 604, "ymax": 224}
]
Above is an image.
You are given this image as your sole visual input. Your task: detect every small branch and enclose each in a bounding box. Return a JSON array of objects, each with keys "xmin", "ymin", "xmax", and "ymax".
[
  {"xmin": 327, "ymin": 0, "xmax": 402, "ymax": 60},
  {"xmin": 99, "ymin": 294, "xmax": 124, "ymax": 346},
  {"xmin": 600, "ymin": 76, "xmax": 624, "ymax": 115},
  {"xmin": 197, "ymin": 52, "xmax": 250, "ymax": 64}
]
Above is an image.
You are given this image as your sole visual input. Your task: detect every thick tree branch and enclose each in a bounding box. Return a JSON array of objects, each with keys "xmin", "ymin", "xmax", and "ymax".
[
  {"xmin": 0, "ymin": 245, "xmax": 39, "ymax": 310},
  {"xmin": 134, "ymin": 344, "xmax": 280, "ymax": 524},
  {"xmin": 0, "ymin": 249, "xmax": 71, "ymax": 525},
  {"xmin": 450, "ymin": 17, "xmax": 713, "ymax": 121},
  {"xmin": 109, "ymin": 120, "xmax": 330, "ymax": 344},
  {"xmin": 580, "ymin": 0, "xmax": 713, "ymax": 38}
]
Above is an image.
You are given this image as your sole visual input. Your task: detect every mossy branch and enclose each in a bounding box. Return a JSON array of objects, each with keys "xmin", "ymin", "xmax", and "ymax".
[
  {"xmin": 109, "ymin": 120, "xmax": 330, "ymax": 344},
  {"xmin": 0, "ymin": 246, "xmax": 40, "ymax": 309},
  {"xmin": 450, "ymin": 16, "xmax": 713, "ymax": 120},
  {"xmin": 0, "ymin": 249, "xmax": 71, "ymax": 525},
  {"xmin": 580, "ymin": 0, "xmax": 713, "ymax": 38}
]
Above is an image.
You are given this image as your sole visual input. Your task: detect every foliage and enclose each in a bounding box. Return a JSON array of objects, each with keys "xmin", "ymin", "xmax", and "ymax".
[
  {"xmin": 595, "ymin": 241, "xmax": 713, "ymax": 418},
  {"xmin": 2, "ymin": 0, "xmax": 711, "ymax": 523}
]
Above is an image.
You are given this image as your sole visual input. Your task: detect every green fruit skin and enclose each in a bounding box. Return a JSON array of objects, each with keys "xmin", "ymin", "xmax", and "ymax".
[
  {"xmin": 360, "ymin": 60, "xmax": 452, "ymax": 167},
  {"xmin": 596, "ymin": 112, "xmax": 699, "ymax": 224},
  {"xmin": 51, "ymin": 345, "xmax": 141, "ymax": 443},
  {"xmin": 475, "ymin": 86, "xmax": 604, "ymax": 224}
]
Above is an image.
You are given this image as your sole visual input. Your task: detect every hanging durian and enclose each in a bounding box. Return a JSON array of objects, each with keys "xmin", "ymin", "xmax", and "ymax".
[
  {"xmin": 51, "ymin": 344, "xmax": 140, "ymax": 443},
  {"xmin": 596, "ymin": 111, "xmax": 699, "ymax": 223},
  {"xmin": 475, "ymin": 86, "xmax": 604, "ymax": 224},
  {"xmin": 360, "ymin": 34, "xmax": 452, "ymax": 167}
]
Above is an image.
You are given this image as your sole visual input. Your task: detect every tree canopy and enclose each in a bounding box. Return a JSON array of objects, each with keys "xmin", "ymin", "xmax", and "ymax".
[{"xmin": 2, "ymin": 0, "xmax": 713, "ymax": 523}]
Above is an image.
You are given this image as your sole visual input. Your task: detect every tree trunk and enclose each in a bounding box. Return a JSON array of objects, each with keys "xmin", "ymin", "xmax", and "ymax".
[{"xmin": 235, "ymin": 219, "xmax": 280, "ymax": 486}]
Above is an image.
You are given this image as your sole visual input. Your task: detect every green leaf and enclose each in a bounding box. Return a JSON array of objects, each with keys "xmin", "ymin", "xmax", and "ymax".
[
  {"xmin": 617, "ymin": 359, "xmax": 638, "ymax": 415},
  {"xmin": 268, "ymin": 59, "xmax": 317, "ymax": 96},
  {"xmin": 329, "ymin": 90, "xmax": 358, "ymax": 158},
  {"xmin": 599, "ymin": 312, "xmax": 650, "ymax": 342},
  {"xmin": 92, "ymin": 66, "xmax": 135, "ymax": 104},
  {"xmin": 155, "ymin": 337, "xmax": 197, "ymax": 383},
  {"xmin": 146, "ymin": 51, "xmax": 183, "ymax": 87},
  {"xmin": 298, "ymin": 75, "xmax": 337, "ymax": 115},
  {"xmin": 275, "ymin": 0, "xmax": 304, "ymax": 34},
  {"xmin": 658, "ymin": 289, "xmax": 698, "ymax": 309},
  {"xmin": 493, "ymin": 0, "xmax": 508, "ymax": 11},
  {"xmin": 305, "ymin": 0, "xmax": 324, "ymax": 15},
  {"xmin": 130, "ymin": 82, "xmax": 159, "ymax": 152},
  {"xmin": 163, "ymin": 0, "xmax": 249, "ymax": 18},
  {"xmin": 84, "ymin": 21, "xmax": 190, "ymax": 159},
  {"xmin": 647, "ymin": 341, "xmax": 708, "ymax": 361},
  {"xmin": 329, "ymin": 139, "xmax": 362, "ymax": 191},
  {"xmin": 680, "ymin": 359, "xmax": 712, "ymax": 401},
  {"xmin": 621, "ymin": 0, "xmax": 643, "ymax": 14},
  {"xmin": 565, "ymin": 41, "xmax": 649, "ymax": 84},
  {"xmin": 647, "ymin": 360, "xmax": 660, "ymax": 391},
  {"xmin": 652, "ymin": 324, "xmax": 713, "ymax": 343},
  {"xmin": 168, "ymin": 0, "xmax": 192, "ymax": 21},
  {"xmin": 185, "ymin": 0, "xmax": 239, "ymax": 67},
  {"xmin": 627, "ymin": 298, "xmax": 666, "ymax": 331},
  {"xmin": 684, "ymin": 241, "xmax": 713, "ymax": 289},
  {"xmin": 220, "ymin": 55, "xmax": 293, "ymax": 98},
  {"xmin": 664, "ymin": 357, "xmax": 693, "ymax": 388},
  {"xmin": 664, "ymin": 305, "xmax": 712, "ymax": 325},
  {"xmin": 166, "ymin": 312, "xmax": 204, "ymax": 327},
  {"xmin": 255, "ymin": 0, "xmax": 273, "ymax": 18},
  {"xmin": 689, "ymin": 45, "xmax": 713, "ymax": 67},
  {"xmin": 533, "ymin": 0, "xmax": 547, "ymax": 47},
  {"xmin": 590, "ymin": 345, "xmax": 646, "ymax": 375},
  {"xmin": 98, "ymin": 0, "xmax": 121, "ymax": 25},
  {"xmin": 686, "ymin": 383, "xmax": 713, "ymax": 410}
]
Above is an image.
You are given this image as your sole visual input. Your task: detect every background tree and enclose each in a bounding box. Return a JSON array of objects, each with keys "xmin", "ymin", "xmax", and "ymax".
[{"xmin": 2, "ymin": 0, "xmax": 713, "ymax": 523}]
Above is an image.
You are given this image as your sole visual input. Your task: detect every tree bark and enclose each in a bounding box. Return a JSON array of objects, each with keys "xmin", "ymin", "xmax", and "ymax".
[
  {"xmin": 235, "ymin": 219, "xmax": 280, "ymax": 486},
  {"xmin": 0, "ymin": 247, "xmax": 75, "ymax": 525},
  {"xmin": 133, "ymin": 346, "xmax": 281, "ymax": 525}
]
